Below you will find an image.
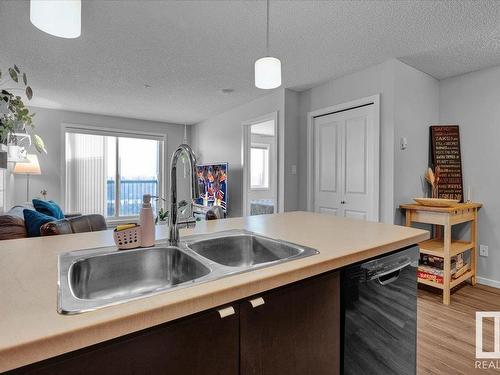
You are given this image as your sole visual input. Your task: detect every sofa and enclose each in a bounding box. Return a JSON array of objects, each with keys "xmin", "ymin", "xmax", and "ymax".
[{"xmin": 0, "ymin": 204, "xmax": 107, "ymax": 241}]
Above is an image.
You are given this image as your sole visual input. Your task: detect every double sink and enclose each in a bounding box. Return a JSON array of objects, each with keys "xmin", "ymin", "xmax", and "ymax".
[{"xmin": 58, "ymin": 230, "xmax": 318, "ymax": 314}]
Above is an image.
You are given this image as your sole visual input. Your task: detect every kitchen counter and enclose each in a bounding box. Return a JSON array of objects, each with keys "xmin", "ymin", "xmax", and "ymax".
[{"xmin": 0, "ymin": 211, "xmax": 428, "ymax": 372}]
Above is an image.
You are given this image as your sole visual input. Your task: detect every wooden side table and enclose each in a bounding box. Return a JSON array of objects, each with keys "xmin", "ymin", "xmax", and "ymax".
[{"xmin": 400, "ymin": 202, "xmax": 482, "ymax": 305}]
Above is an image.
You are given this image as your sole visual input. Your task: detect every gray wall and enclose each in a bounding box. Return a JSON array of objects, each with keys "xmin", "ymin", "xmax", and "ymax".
[
  {"xmin": 283, "ymin": 90, "xmax": 300, "ymax": 212},
  {"xmin": 191, "ymin": 89, "xmax": 286, "ymax": 217},
  {"xmin": 7, "ymin": 107, "xmax": 187, "ymax": 210},
  {"xmin": 440, "ymin": 65, "xmax": 500, "ymax": 287},
  {"xmin": 393, "ymin": 61, "xmax": 440, "ymax": 224},
  {"xmin": 297, "ymin": 60, "xmax": 396, "ymax": 223},
  {"xmin": 296, "ymin": 59, "xmax": 439, "ymax": 225}
]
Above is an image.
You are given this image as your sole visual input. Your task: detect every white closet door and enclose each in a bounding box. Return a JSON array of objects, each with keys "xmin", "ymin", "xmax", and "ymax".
[
  {"xmin": 313, "ymin": 115, "xmax": 342, "ymax": 216},
  {"xmin": 313, "ymin": 105, "xmax": 378, "ymax": 221}
]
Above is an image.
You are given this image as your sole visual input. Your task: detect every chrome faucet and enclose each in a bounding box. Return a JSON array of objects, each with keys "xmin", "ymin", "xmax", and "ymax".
[{"xmin": 168, "ymin": 144, "xmax": 200, "ymax": 246}]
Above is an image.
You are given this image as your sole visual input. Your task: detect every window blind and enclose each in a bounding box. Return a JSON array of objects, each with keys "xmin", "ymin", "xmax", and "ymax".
[{"xmin": 65, "ymin": 132, "xmax": 107, "ymax": 215}]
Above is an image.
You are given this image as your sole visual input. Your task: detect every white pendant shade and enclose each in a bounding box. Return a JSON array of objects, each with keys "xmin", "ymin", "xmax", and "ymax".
[
  {"xmin": 30, "ymin": 0, "xmax": 81, "ymax": 39},
  {"xmin": 255, "ymin": 57, "xmax": 282, "ymax": 90}
]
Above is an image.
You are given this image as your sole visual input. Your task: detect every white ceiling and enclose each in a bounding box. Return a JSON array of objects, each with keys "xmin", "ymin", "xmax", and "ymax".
[{"xmin": 1, "ymin": 0, "xmax": 500, "ymax": 124}]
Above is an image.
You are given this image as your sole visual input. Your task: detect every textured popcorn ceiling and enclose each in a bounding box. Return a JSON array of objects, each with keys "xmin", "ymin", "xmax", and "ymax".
[{"xmin": 1, "ymin": 0, "xmax": 499, "ymax": 124}]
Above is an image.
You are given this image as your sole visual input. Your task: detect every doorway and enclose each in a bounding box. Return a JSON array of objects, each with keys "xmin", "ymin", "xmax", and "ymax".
[
  {"xmin": 307, "ymin": 95, "xmax": 380, "ymax": 221},
  {"xmin": 242, "ymin": 113, "xmax": 278, "ymax": 216}
]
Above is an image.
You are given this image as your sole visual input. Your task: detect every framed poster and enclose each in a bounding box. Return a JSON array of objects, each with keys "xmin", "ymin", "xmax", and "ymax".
[
  {"xmin": 429, "ymin": 125, "xmax": 464, "ymax": 202},
  {"xmin": 196, "ymin": 162, "xmax": 228, "ymax": 211}
]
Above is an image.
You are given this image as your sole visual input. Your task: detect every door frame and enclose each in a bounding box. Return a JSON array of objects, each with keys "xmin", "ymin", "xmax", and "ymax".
[
  {"xmin": 306, "ymin": 94, "xmax": 380, "ymax": 220},
  {"xmin": 242, "ymin": 111, "xmax": 280, "ymax": 216}
]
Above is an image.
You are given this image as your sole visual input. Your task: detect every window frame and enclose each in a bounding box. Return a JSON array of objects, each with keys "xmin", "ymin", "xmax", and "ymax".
[{"xmin": 61, "ymin": 123, "xmax": 166, "ymax": 223}]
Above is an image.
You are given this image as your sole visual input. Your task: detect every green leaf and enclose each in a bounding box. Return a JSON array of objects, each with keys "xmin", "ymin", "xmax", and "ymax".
[
  {"xmin": 8, "ymin": 68, "xmax": 18, "ymax": 83},
  {"xmin": 25, "ymin": 86, "xmax": 33, "ymax": 100},
  {"xmin": 33, "ymin": 134, "xmax": 47, "ymax": 154},
  {"xmin": 14, "ymin": 65, "xmax": 20, "ymax": 74},
  {"xmin": 22, "ymin": 73, "xmax": 27, "ymax": 86}
]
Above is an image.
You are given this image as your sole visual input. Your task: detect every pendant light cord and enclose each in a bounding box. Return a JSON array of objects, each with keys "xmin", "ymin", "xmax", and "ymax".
[{"xmin": 266, "ymin": 0, "xmax": 270, "ymax": 56}]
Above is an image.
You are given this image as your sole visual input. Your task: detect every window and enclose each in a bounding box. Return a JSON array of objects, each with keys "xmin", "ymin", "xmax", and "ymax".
[
  {"xmin": 64, "ymin": 128, "xmax": 163, "ymax": 219},
  {"xmin": 250, "ymin": 145, "xmax": 270, "ymax": 189}
]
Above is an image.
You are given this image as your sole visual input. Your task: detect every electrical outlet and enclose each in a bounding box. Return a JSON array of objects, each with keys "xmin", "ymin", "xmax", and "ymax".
[
  {"xmin": 479, "ymin": 245, "xmax": 489, "ymax": 257},
  {"xmin": 400, "ymin": 137, "xmax": 408, "ymax": 150}
]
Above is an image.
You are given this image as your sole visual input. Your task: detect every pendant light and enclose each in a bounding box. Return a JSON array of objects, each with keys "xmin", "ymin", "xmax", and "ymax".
[
  {"xmin": 254, "ymin": 0, "xmax": 281, "ymax": 89},
  {"xmin": 30, "ymin": 0, "xmax": 81, "ymax": 39}
]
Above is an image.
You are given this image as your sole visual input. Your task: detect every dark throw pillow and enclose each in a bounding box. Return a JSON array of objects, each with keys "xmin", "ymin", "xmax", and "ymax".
[
  {"xmin": 0, "ymin": 215, "xmax": 28, "ymax": 240},
  {"xmin": 23, "ymin": 209, "xmax": 56, "ymax": 237},
  {"xmin": 32, "ymin": 199, "xmax": 64, "ymax": 220}
]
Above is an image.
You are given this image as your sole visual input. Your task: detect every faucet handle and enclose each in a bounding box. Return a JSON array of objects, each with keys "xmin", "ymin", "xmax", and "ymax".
[{"xmin": 177, "ymin": 218, "xmax": 197, "ymax": 229}]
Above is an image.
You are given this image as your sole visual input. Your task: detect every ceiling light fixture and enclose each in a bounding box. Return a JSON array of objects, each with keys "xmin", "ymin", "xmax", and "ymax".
[
  {"xmin": 30, "ymin": 0, "xmax": 81, "ymax": 39},
  {"xmin": 254, "ymin": 0, "xmax": 281, "ymax": 90}
]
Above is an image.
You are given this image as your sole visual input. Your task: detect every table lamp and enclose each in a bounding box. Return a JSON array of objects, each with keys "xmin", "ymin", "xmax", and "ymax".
[{"xmin": 13, "ymin": 154, "xmax": 42, "ymax": 202}]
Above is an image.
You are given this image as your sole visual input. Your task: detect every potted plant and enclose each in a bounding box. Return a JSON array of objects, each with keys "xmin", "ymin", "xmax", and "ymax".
[
  {"xmin": 0, "ymin": 65, "xmax": 46, "ymax": 165},
  {"xmin": 155, "ymin": 207, "xmax": 169, "ymax": 225}
]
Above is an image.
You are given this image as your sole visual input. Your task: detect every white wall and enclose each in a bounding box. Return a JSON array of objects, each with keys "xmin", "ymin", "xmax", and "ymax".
[
  {"xmin": 192, "ymin": 89, "xmax": 286, "ymax": 217},
  {"xmin": 297, "ymin": 60, "xmax": 396, "ymax": 223},
  {"xmin": 440, "ymin": 66, "xmax": 500, "ymax": 287},
  {"xmin": 8, "ymin": 107, "xmax": 187, "ymax": 210},
  {"xmin": 393, "ymin": 61, "xmax": 440, "ymax": 224}
]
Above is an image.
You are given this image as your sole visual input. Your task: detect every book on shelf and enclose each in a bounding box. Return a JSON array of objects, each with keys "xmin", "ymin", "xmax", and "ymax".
[
  {"xmin": 418, "ymin": 264, "xmax": 455, "ymax": 277},
  {"xmin": 418, "ymin": 263, "xmax": 470, "ymax": 284},
  {"xmin": 419, "ymin": 252, "xmax": 466, "ymax": 270},
  {"xmin": 417, "ymin": 270, "xmax": 444, "ymax": 284}
]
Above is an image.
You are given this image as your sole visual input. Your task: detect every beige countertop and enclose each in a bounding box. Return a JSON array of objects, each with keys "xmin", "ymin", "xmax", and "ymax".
[{"xmin": 0, "ymin": 211, "xmax": 429, "ymax": 371}]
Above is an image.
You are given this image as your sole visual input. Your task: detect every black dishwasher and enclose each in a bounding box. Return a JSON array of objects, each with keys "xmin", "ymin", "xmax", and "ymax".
[{"xmin": 341, "ymin": 246, "xmax": 418, "ymax": 375}]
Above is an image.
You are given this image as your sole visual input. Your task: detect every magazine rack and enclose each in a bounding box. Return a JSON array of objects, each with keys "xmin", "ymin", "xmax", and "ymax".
[{"xmin": 400, "ymin": 202, "xmax": 482, "ymax": 305}]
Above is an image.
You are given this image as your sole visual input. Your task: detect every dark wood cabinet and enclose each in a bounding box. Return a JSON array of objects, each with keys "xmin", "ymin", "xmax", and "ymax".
[
  {"xmin": 11, "ymin": 271, "xmax": 339, "ymax": 375},
  {"xmin": 11, "ymin": 306, "xmax": 239, "ymax": 375},
  {"xmin": 240, "ymin": 271, "xmax": 340, "ymax": 375}
]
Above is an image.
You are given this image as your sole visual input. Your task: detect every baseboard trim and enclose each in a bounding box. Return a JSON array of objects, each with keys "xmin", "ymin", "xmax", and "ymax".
[{"xmin": 476, "ymin": 276, "xmax": 500, "ymax": 289}]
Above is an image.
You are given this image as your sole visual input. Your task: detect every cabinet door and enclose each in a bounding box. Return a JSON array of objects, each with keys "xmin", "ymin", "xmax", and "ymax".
[
  {"xmin": 240, "ymin": 272, "xmax": 340, "ymax": 375},
  {"xmin": 14, "ymin": 306, "xmax": 239, "ymax": 375}
]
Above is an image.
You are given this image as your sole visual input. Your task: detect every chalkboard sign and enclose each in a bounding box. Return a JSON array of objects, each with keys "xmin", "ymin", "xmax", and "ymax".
[{"xmin": 430, "ymin": 125, "xmax": 463, "ymax": 201}]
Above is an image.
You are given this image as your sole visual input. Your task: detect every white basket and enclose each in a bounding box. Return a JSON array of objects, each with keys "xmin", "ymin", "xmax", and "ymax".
[{"xmin": 113, "ymin": 225, "xmax": 142, "ymax": 250}]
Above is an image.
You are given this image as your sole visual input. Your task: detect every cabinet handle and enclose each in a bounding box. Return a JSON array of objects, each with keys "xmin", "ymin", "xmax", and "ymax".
[
  {"xmin": 248, "ymin": 297, "xmax": 265, "ymax": 308},
  {"xmin": 217, "ymin": 306, "xmax": 235, "ymax": 318}
]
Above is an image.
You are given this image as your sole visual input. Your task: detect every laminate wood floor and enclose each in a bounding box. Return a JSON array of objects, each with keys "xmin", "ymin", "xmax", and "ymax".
[{"xmin": 418, "ymin": 284, "xmax": 500, "ymax": 374}]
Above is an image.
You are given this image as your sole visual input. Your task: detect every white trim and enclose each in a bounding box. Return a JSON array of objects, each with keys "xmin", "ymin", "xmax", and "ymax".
[
  {"xmin": 63, "ymin": 123, "xmax": 166, "ymax": 140},
  {"xmin": 477, "ymin": 276, "xmax": 500, "ymax": 289},
  {"xmin": 60, "ymin": 123, "xmax": 167, "ymax": 219},
  {"xmin": 306, "ymin": 94, "xmax": 380, "ymax": 221},
  {"xmin": 242, "ymin": 111, "xmax": 279, "ymax": 216}
]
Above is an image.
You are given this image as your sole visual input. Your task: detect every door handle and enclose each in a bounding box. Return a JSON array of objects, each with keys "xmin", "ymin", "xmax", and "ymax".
[
  {"xmin": 217, "ymin": 306, "xmax": 235, "ymax": 318},
  {"xmin": 369, "ymin": 260, "xmax": 412, "ymax": 285},
  {"xmin": 341, "ymin": 201, "xmax": 346, "ymax": 204},
  {"xmin": 248, "ymin": 297, "xmax": 265, "ymax": 308}
]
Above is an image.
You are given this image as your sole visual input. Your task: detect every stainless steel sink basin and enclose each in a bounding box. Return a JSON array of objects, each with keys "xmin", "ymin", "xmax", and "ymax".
[
  {"xmin": 69, "ymin": 247, "xmax": 210, "ymax": 300},
  {"xmin": 58, "ymin": 230, "xmax": 318, "ymax": 314},
  {"xmin": 186, "ymin": 233, "xmax": 310, "ymax": 267}
]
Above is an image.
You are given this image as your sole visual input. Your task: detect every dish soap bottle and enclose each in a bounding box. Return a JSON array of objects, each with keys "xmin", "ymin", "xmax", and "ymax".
[{"xmin": 140, "ymin": 194, "xmax": 155, "ymax": 247}]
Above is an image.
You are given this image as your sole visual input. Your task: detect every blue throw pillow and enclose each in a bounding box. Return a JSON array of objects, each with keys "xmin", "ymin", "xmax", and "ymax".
[
  {"xmin": 23, "ymin": 209, "xmax": 56, "ymax": 237},
  {"xmin": 32, "ymin": 199, "xmax": 64, "ymax": 220}
]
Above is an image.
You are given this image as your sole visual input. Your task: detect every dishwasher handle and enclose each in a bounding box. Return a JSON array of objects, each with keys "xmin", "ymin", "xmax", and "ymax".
[{"xmin": 369, "ymin": 260, "xmax": 412, "ymax": 285}]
